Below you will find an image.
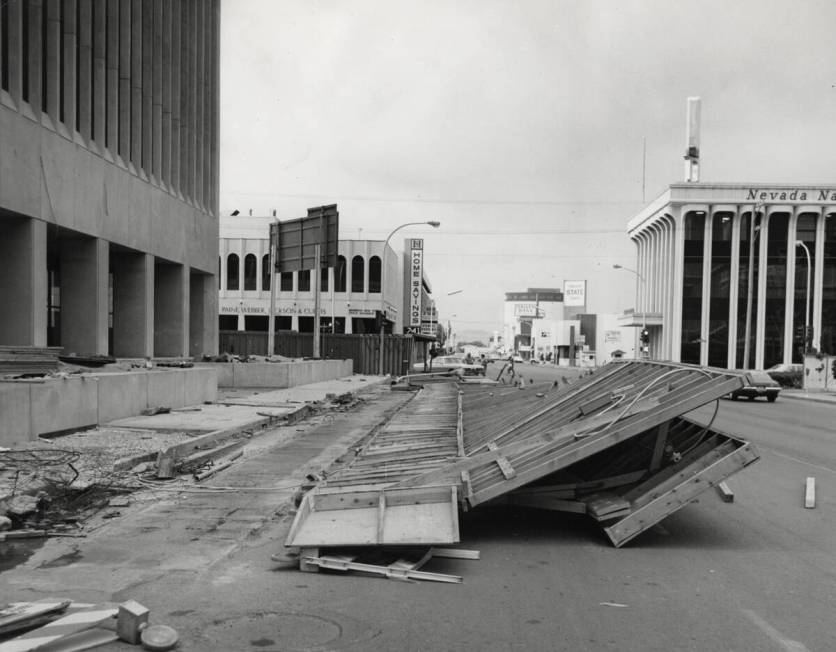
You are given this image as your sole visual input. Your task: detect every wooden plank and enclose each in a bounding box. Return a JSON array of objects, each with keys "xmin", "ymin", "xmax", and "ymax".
[
  {"xmin": 395, "ymin": 397, "xmax": 661, "ymax": 489},
  {"xmin": 578, "ymin": 392, "xmax": 614, "ymax": 416},
  {"xmin": 461, "ymin": 470, "xmax": 474, "ymax": 505},
  {"xmin": 0, "ymin": 602, "xmax": 72, "ymax": 637},
  {"xmin": 604, "ymin": 443, "xmax": 760, "ymax": 547},
  {"xmin": 303, "ymin": 555, "xmax": 462, "ymax": 583},
  {"xmin": 468, "ymin": 377, "xmax": 744, "ymax": 507},
  {"xmin": 486, "ymin": 442, "xmax": 516, "ymax": 480},
  {"xmin": 805, "ymin": 477, "xmax": 816, "ymax": 508},
  {"xmin": 498, "ymin": 493, "xmax": 587, "ymax": 514},
  {"xmin": 376, "ymin": 490, "xmax": 386, "ymax": 544},
  {"xmin": 429, "ymin": 547, "xmax": 481, "ymax": 560},
  {"xmin": 715, "ymin": 481, "xmax": 734, "ymax": 503},
  {"xmin": 649, "ymin": 422, "xmax": 669, "ymax": 472},
  {"xmin": 583, "ymin": 493, "xmax": 632, "ymax": 521},
  {"xmin": 456, "ymin": 390, "xmax": 465, "ymax": 457}
]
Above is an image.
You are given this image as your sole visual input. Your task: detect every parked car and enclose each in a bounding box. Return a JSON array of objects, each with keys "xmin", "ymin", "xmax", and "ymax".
[
  {"xmin": 766, "ymin": 363, "xmax": 803, "ymax": 387},
  {"xmin": 512, "ymin": 355, "xmax": 525, "ymax": 364},
  {"xmin": 729, "ymin": 370, "xmax": 781, "ymax": 402},
  {"xmin": 412, "ymin": 356, "xmax": 485, "ymax": 376}
]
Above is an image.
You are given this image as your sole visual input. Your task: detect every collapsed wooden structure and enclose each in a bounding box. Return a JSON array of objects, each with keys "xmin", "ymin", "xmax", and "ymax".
[{"xmin": 285, "ymin": 360, "xmax": 760, "ymax": 565}]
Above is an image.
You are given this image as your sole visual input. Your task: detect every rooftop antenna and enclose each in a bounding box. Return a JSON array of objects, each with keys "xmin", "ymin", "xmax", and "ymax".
[{"xmin": 684, "ymin": 96, "xmax": 701, "ymax": 182}]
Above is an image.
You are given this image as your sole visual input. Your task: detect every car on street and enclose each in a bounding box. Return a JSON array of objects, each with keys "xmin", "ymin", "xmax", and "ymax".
[
  {"xmin": 512, "ymin": 355, "xmax": 525, "ymax": 364},
  {"xmin": 729, "ymin": 370, "xmax": 781, "ymax": 402},
  {"xmin": 413, "ymin": 355, "xmax": 485, "ymax": 376},
  {"xmin": 766, "ymin": 362, "xmax": 803, "ymax": 387}
]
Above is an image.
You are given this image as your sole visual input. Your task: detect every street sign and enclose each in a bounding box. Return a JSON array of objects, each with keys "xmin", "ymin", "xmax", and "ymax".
[{"xmin": 270, "ymin": 204, "xmax": 339, "ymax": 273}]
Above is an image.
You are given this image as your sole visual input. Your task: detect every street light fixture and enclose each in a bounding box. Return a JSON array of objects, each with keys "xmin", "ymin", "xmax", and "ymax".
[
  {"xmin": 613, "ymin": 264, "xmax": 648, "ymax": 358},
  {"xmin": 796, "ymin": 240, "xmax": 811, "ymax": 391},
  {"xmin": 379, "ymin": 221, "xmax": 441, "ymax": 375}
]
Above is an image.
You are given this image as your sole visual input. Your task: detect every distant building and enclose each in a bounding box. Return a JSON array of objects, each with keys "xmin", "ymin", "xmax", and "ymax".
[
  {"xmin": 219, "ymin": 214, "xmax": 436, "ymax": 336},
  {"xmin": 0, "ymin": 2, "xmax": 220, "ymax": 357},
  {"xmin": 622, "ymin": 182, "xmax": 836, "ymax": 368}
]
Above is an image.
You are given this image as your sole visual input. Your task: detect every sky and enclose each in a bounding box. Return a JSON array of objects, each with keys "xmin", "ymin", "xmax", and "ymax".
[{"xmin": 218, "ymin": 0, "xmax": 836, "ymax": 340}]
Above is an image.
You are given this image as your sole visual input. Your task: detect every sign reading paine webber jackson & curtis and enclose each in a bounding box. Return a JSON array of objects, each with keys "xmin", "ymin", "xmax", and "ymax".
[{"xmin": 409, "ymin": 239, "xmax": 423, "ymax": 328}]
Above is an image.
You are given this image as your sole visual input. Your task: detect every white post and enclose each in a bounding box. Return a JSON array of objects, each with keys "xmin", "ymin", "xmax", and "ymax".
[{"xmin": 267, "ymin": 221, "xmax": 278, "ymax": 357}]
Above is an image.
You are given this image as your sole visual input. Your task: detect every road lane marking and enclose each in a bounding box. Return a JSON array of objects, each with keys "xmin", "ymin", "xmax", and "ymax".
[{"xmin": 741, "ymin": 609, "xmax": 810, "ymax": 652}]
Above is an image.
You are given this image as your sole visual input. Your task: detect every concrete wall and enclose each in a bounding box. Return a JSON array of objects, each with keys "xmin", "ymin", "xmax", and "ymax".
[
  {"xmin": 202, "ymin": 359, "xmax": 354, "ymax": 389},
  {"xmin": 0, "ymin": 367, "xmax": 217, "ymax": 446}
]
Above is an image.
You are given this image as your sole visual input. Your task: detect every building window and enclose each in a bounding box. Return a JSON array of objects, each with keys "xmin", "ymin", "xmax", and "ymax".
[
  {"xmin": 763, "ymin": 213, "xmax": 789, "ymax": 368},
  {"xmin": 822, "ymin": 214, "xmax": 836, "ymax": 355},
  {"xmin": 280, "ymin": 271, "xmax": 293, "ymax": 292},
  {"xmin": 244, "ymin": 254, "xmax": 257, "ymax": 291},
  {"xmin": 262, "ymin": 255, "xmax": 271, "ymax": 291},
  {"xmin": 298, "ymin": 269, "xmax": 311, "ymax": 292},
  {"xmin": 793, "ymin": 214, "xmax": 817, "ymax": 362},
  {"xmin": 736, "ymin": 211, "xmax": 760, "ymax": 368},
  {"xmin": 369, "ymin": 256, "xmax": 381, "ymax": 293},
  {"xmin": 218, "ymin": 256, "xmax": 221, "ymax": 289},
  {"xmin": 320, "ymin": 267, "xmax": 328, "ymax": 292},
  {"xmin": 707, "ymin": 212, "xmax": 733, "ymax": 367},
  {"xmin": 680, "ymin": 211, "xmax": 705, "ymax": 364},
  {"xmin": 351, "ymin": 256, "xmax": 364, "ymax": 293},
  {"xmin": 335, "ymin": 255, "xmax": 347, "ymax": 292},
  {"xmin": 226, "ymin": 254, "xmax": 239, "ymax": 291}
]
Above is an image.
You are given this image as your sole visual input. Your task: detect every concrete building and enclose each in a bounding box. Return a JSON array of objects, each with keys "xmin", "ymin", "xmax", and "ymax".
[
  {"xmin": 622, "ymin": 183, "xmax": 836, "ymax": 369},
  {"xmin": 0, "ymin": 1, "xmax": 220, "ymax": 358},
  {"xmin": 219, "ymin": 214, "xmax": 436, "ymax": 336}
]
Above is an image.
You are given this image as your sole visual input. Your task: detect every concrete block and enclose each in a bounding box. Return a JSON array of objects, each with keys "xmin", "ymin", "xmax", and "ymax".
[
  {"xmin": 184, "ymin": 367, "xmax": 217, "ymax": 405},
  {"xmin": 0, "ymin": 383, "xmax": 33, "ymax": 445},
  {"xmin": 31, "ymin": 377, "xmax": 98, "ymax": 436},
  {"xmin": 97, "ymin": 372, "xmax": 149, "ymax": 423},
  {"xmin": 147, "ymin": 370, "xmax": 185, "ymax": 410}
]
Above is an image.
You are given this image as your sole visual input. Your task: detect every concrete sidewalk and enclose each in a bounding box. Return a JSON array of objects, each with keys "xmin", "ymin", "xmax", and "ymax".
[{"xmin": 781, "ymin": 388, "xmax": 836, "ymax": 405}]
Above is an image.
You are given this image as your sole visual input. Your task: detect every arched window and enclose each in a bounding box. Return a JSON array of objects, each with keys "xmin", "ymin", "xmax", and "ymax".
[
  {"xmin": 335, "ymin": 256, "xmax": 347, "ymax": 292},
  {"xmin": 226, "ymin": 254, "xmax": 239, "ymax": 291},
  {"xmin": 262, "ymin": 255, "xmax": 271, "ymax": 291},
  {"xmin": 351, "ymin": 256, "xmax": 365, "ymax": 292},
  {"xmin": 244, "ymin": 254, "xmax": 257, "ymax": 290},
  {"xmin": 368, "ymin": 256, "xmax": 381, "ymax": 293}
]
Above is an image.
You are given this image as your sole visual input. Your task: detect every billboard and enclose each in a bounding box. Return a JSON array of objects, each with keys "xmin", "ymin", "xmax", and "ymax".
[
  {"xmin": 270, "ymin": 204, "xmax": 339, "ymax": 273},
  {"xmin": 409, "ymin": 239, "xmax": 424, "ymax": 327},
  {"xmin": 563, "ymin": 280, "xmax": 586, "ymax": 307}
]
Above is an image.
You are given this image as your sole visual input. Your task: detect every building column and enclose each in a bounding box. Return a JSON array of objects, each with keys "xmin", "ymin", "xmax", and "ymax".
[
  {"xmin": 60, "ymin": 236, "xmax": 109, "ymax": 355},
  {"xmin": 783, "ymin": 211, "xmax": 800, "ymax": 364},
  {"xmin": 813, "ymin": 210, "xmax": 827, "ymax": 352},
  {"xmin": 4, "ymin": 0, "xmax": 24, "ymax": 108},
  {"xmin": 0, "ymin": 218, "xmax": 48, "ymax": 346},
  {"xmin": 727, "ymin": 208, "xmax": 742, "ymax": 368},
  {"xmin": 700, "ymin": 212, "xmax": 713, "ymax": 367},
  {"xmin": 670, "ymin": 208, "xmax": 685, "ymax": 362},
  {"xmin": 112, "ymin": 252, "xmax": 154, "ymax": 358},
  {"xmin": 190, "ymin": 271, "xmax": 216, "ymax": 357},
  {"xmin": 755, "ymin": 213, "xmax": 770, "ymax": 369},
  {"xmin": 154, "ymin": 262, "xmax": 188, "ymax": 356}
]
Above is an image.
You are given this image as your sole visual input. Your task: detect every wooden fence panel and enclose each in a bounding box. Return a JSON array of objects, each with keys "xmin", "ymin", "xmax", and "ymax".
[{"xmin": 218, "ymin": 331, "xmax": 415, "ymax": 375}]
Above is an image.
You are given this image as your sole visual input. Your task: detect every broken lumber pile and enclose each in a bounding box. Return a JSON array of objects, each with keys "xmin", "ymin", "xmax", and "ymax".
[
  {"xmin": 282, "ymin": 361, "xmax": 760, "ymax": 571},
  {"xmin": 0, "ymin": 346, "xmax": 62, "ymax": 377}
]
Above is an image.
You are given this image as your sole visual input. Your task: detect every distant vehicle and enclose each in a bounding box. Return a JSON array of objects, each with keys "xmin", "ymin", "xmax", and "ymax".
[
  {"xmin": 511, "ymin": 355, "xmax": 524, "ymax": 364},
  {"xmin": 413, "ymin": 355, "xmax": 485, "ymax": 376},
  {"xmin": 766, "ymin": 363, "xmax": 803, "ymax": 387},
  {"xmin": 729, "ymin": 370, "xmax": 781, "ymax": 402}
]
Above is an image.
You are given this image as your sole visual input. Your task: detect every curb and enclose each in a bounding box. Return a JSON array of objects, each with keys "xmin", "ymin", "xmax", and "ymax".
[{"xmin": 780, "ymin": 391, "xmax": 836, "ymax": 405}]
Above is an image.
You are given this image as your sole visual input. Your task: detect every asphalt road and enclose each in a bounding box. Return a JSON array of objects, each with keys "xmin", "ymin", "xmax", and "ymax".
[{"xmin": 5, "ymin": 376, "xmax": 835, "ymax": 652}]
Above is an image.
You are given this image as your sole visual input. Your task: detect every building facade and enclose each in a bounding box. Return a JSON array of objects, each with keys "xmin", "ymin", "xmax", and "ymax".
[
  {"xmin": 0, "ymin": 1, "xmax": 220, "ymax": 357},
  {"xmin": 219, "ymin": 215, "xmax": 435, "ymax": 336},
  {"xmin": 623, "ymin": 183, "xmax": 836, "ymax": 369}
]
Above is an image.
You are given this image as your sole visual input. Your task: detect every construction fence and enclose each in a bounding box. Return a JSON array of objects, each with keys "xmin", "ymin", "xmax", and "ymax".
[{"xmin": 218, "ymin": 331, "xmax": 419, "ymax": 376}]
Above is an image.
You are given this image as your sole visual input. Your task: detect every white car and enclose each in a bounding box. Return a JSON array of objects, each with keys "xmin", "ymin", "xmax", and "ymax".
[{"xmin": 413, "ymin": 356, "xmax": 485, "ymax": 376}]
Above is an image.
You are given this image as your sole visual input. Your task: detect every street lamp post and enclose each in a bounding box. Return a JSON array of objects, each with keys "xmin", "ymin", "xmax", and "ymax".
[
  {"xmin": 378, "ymin": 221, "xmax": 440, "ymax": 375},
  {"xmin": 613, "ymin": 264, "xmax": 648, "ymax": 358},
  {"xmin": 796, "ymin": 240, "xmax": 811, "ymax": 391}
]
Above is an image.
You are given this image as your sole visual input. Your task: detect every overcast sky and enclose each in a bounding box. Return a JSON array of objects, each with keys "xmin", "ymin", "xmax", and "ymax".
[{"xmin": 219, "ymin": 0, "xmax": 836, "ymax": 338}]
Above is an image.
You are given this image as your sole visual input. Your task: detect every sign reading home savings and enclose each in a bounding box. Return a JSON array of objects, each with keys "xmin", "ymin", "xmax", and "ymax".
[
  {"xmin": 409, "ymin": 239, "xmax": 423, "ymax": 327},
  {"xmin": 563, "ymin": 280, "xmax": 586, "ymax": 307}
]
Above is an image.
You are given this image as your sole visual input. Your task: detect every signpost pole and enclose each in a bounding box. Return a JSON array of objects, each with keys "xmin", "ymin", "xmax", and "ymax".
[
  {"xmin": 267, "ymin": 221, "xmax": 278, "ymax": 357},
  {"xmin": 313, "ymin": 243, "xmax": 321, "ymax": 359}
]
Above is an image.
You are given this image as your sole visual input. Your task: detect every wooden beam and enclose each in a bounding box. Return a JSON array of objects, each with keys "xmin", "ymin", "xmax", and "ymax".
[
  {"xmin": 805, "ymin": 477, "xmax": 816, "ymax": 509},
  {"xmin": 486, "ymin": 442, "xmax": 516, "ymax": 480},
  {"xmin": 715, "ymin": 481, "xmax": 734, "ymax": 503},
  {"xmin": 649, "ymin": 422, "xmax": 670, "ymax": 472},
  {"xmin": 376, "ymin": 490, "xmax": 386, "ymax": 544}
]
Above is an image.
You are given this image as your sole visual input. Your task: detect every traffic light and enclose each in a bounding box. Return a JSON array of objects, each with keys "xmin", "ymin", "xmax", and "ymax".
[{"xmin": 640, "ymin": 328, "xmax": 649, "ymax": 345}]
